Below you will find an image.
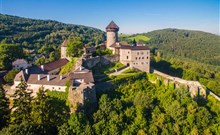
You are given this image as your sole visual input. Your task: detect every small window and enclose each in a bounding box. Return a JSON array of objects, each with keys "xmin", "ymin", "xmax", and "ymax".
[
  {"xmin": 139, "ymin": 57, "xmax": 141, "ymax": 59},
  {"xmin": 133, "ymin": 63, "xmax": 135, "ymax": 65},
  {"xmin": 127, "ymin": 56, "xmax": 129, "ymax": 59},
  {"xmin": 52, "ymin": 87, "xmax": 54, "ymax": 89},
  {"xmin": 147, "ymin": 57, "xmax": 148, "ymax": 59},
  {"xmin": 59, "ymin": 87, "xmax": 61, "ymax": 90},
  {"xmin": 136, "ymin": 57, "xmax": 137, "ymax": 60},
  {"xmin": 137, "ymin": 52, "xmax": 139, "ymax": 55},
  {"xmin": 128, "ymin": 51, "xmax": 130, "ymax": 54},
  {"xmin": 141, "ymin": 52, "xmax": 144, "ymax": 55},
  {"xmin": 142, "ymin": 57, "xmax": 144, "ymax": 59}
]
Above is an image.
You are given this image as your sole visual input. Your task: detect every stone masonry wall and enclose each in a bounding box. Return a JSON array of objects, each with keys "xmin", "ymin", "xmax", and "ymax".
[
  {"xmin": 153, "ymin": 69, "xmax": 220, "ymax": 101},
  {"xmin": 153, "ymin": 69, "xmax": 207, "ymax": 99},
  {"xmin": 68, "ymin": 84, "xmax": 97, "ymax": 113},
  {"xmin": 83, "ymin": 55, "xmax": 119, "ymax": 69}
]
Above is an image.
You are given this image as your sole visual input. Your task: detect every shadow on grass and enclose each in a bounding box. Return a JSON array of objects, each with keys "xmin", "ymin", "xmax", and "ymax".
[{"xmin": 151, "ymin": 60, "xmax": 183, "ymax": 78}]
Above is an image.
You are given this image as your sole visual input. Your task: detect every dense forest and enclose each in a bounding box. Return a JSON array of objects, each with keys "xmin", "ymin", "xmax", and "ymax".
[
  {"xmin": 0, "ymin": 14, "xmax": 105, "ymax": 49},
  {"xmin": 1, "ymin": 72, "xmax": 220, "ymax": 134},
  {"xmin": 0, "ymin": 14, "xmax": 105, "ymax": 68},
  {"xmin": 119, "ymin": 29, "xmax": 220, "ymax": 96}
]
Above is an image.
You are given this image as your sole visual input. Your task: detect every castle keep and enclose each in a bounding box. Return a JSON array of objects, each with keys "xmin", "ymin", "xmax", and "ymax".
[{"xmin": 105, "ymin": 21, "xmax": 150, "ymax": 73}]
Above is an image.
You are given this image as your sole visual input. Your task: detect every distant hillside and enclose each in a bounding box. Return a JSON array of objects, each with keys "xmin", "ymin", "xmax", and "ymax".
[
  {"xmin": 144, "ymin": 29, "xmax": 220, "ymax": 66},
  {"xmin": 0, "ymin": 14, "xmax": 105, "ymax": 49}
]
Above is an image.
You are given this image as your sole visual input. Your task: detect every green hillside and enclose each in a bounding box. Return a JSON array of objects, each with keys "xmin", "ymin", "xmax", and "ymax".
[
  {"xmin": 0, "ymin": 14, "xmax": 105, "ymax": 49},
  {"xmin": 143, "ymin": 29, "xmax": 220, "ymax": 95},
  {"xmin": 145, "ymin": 28, "xmax": 220, "ymax": 66}
]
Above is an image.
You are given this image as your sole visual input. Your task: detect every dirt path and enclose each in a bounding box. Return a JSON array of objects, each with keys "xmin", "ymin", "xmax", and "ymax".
[{"xmin": 109, "ymin": 66, "xmax": 130, "ymax": 76}]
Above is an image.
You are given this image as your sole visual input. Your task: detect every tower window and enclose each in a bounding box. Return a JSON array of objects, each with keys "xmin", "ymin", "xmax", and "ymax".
[{"xmin": 127, "ymin": 56, "xmax": 129, "ymax": 59}]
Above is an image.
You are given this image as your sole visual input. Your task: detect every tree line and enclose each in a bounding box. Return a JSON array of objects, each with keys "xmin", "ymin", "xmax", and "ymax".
[{"xmin": 1, "ymin": 72, "xmax": 219, "ymax": 134}]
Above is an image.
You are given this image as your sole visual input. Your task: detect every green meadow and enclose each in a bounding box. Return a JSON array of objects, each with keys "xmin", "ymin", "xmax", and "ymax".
[{"xmin": 119, "ymin": 34, "xmax": 150, "ymax": 42}]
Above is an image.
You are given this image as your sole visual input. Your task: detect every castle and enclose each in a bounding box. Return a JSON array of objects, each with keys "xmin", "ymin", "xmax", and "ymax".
[
  {"xmin": 61, "ymin": 21, "xmax": 150, "ymax": 72},
  {"xmin": 11, "ymin": 21, "xmax": 151, "ymax": 112}
]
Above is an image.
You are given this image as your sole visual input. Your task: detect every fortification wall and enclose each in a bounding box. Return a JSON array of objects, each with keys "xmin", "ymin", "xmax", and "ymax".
[
  {"xmin": 83, "ymin": 55, "xmax": 119, "ymax": 69},
  {"xmin": 153, "ymin": 69, "xmax": 206, "ymax": 99},
  {"xmin": 153, "ymin": 69, "xmax": 220, "ymax": 101}
]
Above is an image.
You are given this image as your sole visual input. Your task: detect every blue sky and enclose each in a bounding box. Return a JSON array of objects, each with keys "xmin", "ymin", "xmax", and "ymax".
[{"xmin": 0, "ymin": 0, "xmax": 219, "ymax": 34}]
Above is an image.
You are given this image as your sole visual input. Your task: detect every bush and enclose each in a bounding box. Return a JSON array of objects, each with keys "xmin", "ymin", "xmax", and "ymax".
[
  {"xmin": 59, "ymin": 58, "xmax": 76, "ymax": 75},
  {"xmin": 93, "ymin": 48, "xmax": 113, "ymax": 56},
  {"xmin": 3, "ymin": 70, "xmax": 19, "ymax": 84}
]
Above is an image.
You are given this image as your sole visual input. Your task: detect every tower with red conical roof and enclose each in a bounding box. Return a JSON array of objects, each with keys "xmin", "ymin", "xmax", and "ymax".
[{"xmin": 106, "ymin": 21, "xmax": 119, "ymax": 49}]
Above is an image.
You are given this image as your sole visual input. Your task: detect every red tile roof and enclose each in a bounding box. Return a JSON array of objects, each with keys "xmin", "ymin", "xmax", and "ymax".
[
  {"xmin": 14, "ymin": 71, "xmax": 25, "ymax": 81},
  {"xmin": 120, "ymin": 45, "xmax": 150, "ymax": 50},
  {"xmin": 110, "ymin": 42, "xmax": 149, "ymax": 50},
  {"xmin": 110, "ymin": 42, "xmax": 129, "ymax": 48},
  {"xmin": 69, "ymin": 71, "xmax": 94, "ymax": 83},
  {"xmin": 12, "ymin": 59, "xmax": 28, "ymax": 65},
  {"xmin": 27, "ymin": 74, "xmax": 71, "ymax": 86},
  {"xmin": 61, "ymin": 39, "xmax": 67, "ymax": 47},
  {"xmin": 41, "ymin": 59, "xmax": 69, "ymax": 72},
  {"xmin": 106, "ymin": 21, "xmax": 119, "ymax": 30}
]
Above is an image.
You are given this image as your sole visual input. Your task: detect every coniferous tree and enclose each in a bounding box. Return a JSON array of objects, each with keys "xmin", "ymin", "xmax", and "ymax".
[
  {"xmin": 0, "ymin": 85, "xmax": 10, "ymax": 129},
  {"xmin": 11, "ymin": 78, "xmax": 33, "ymax": 124},
  {"xmin": 31, "ymin": 86, "xmax": 55, "ymax": 134}
]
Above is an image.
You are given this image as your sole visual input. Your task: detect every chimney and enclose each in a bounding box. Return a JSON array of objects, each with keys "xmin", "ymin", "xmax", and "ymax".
[
  {"xmin": 41, "ymin": 65, "xmax": 44, "ymax": 71},
  {"xmin": 47, "ymin": 75, "xmax": 50, "ymax": 81},
  {"xmin": 38, "ymin": 74, "xmax": 41, "ymax": 80},
  {"xmin": 60, "ymin": 75, "xmax": 62, "ymax": 80},
  {"xmin": 25, "ymin": 69, "xmax": 28, "ymax": 74}
]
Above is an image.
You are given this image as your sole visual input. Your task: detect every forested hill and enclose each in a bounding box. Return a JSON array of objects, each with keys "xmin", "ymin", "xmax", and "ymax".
[
  {"xmin": 144, "ymin": 29, "xmax": 220, "ymax": 66},
  {"xmin": 0, "ymin": 14, "xmax": 105, "ymax": 49}
]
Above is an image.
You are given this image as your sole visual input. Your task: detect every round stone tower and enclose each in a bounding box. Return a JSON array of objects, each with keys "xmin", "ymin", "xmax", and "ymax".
[{"xmin": 106, "ymin": 21, "xmax": 119, "ymax": 49}]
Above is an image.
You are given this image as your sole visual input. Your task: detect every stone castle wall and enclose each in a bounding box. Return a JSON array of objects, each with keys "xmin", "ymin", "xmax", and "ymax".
[
  {"xmin": 83, "ymin": 55, "xmax": 119, "ymax": 69},
  {"xmin": 153, "ymin": 69, "xmax": 220, "ymax": 101},
  {"xmin": 68, "ymin": 84, "xmax": 97, "ymax": 113},
  {"xmin": 106, "ymin": 31, "xmax": 118, "ymax": 48},
  {"xmin": 153, "ymin": 69, "xmax": 207, "ymax": 99}
]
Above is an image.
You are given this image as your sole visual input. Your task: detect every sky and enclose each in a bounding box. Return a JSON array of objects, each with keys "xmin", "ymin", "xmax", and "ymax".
[{"xmin": 0, "ymin": 0, "xmax": 219, "ymax": 34}]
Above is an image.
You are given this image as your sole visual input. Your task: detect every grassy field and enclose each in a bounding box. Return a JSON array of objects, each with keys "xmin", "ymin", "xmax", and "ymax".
[
  {"xmin": 119, "ymin": 34, "xmax": 150, "ymax": 42},
  {"xmin": 118, "ymin": 33, "xmax": 130, "ymax": 38},
  {"xmin": 92, "ymin": 62, "xmax": 125, "ymax": 75},
  {"xmin": 128, "ymin": 35, "xmax": 150, "ymax": 41}
]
